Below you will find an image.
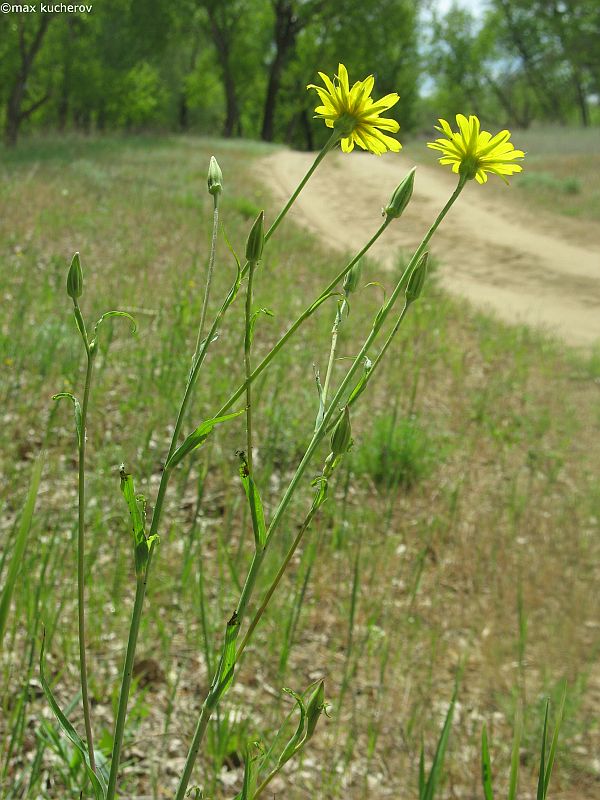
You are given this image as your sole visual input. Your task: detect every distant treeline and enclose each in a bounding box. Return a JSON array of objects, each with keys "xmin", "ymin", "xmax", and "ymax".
[{"xmin": 1, "ymin": 0, "xmax": 598, "ymax": 147}]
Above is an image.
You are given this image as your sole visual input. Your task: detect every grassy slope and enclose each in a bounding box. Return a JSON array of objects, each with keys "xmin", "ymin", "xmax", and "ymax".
[{"xmin": 1, "ymin": 134, "xmax": 599, "ymax": 799}]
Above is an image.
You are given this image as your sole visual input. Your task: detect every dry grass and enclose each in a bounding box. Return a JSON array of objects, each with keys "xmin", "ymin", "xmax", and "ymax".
[{"xmin": 1, "ymin": 134, "xmax": 599, "ymax": 799}]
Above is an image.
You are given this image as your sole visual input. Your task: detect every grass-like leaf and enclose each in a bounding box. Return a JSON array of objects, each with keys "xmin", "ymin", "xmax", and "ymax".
[
  {"xmin": 39, "ymin": 632, "xmax": 107, "ymax": 799},
  {"xmin": 0, "ymin": 454, "xmax": 43, "ymax": 647},
  {"xmin": 213, "ymin": 612, "xmax": 241, "ymax": 697},
  {"xmin": 508, "ymin": 710, "xmax": 521, "ymax": 800},
  {"xmin": 166, "ymin": 410, "xmax": 244, "ymax": 470},
  {"xmin": 420, "ymin": 688, "xmax": 456, "ymax": 800},
  {"xmin": 53, "ymin": 392, "xmax": 83, "ymax": 448},
  {"xmin": 238, "ymin": 452, "xmax": 267, "ymax": 549},
  {"xmin": 481, "ymin": 724, "xmax": 494, "ymax": 800},
  {"xmin": 544, "ymin": 684, "xmax": 566, "ymax": 798},
  {"xmin": 277, "ymin": 689, "xmax": 307, "ymax": 766}
]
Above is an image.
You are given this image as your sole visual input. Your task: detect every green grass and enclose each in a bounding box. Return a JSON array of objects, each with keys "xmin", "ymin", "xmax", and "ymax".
[{"xmin": 1, "ymin": 134, "xmax": 600, "ymax": 799}]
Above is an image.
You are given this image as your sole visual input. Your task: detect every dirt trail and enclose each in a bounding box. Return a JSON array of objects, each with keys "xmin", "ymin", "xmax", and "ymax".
[{"xmin": 261, "ymin": 149, "xmax": 600, "ymax": 347}]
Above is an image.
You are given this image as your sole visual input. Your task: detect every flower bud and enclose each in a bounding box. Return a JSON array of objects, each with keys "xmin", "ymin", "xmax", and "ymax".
[
  {"xmin": 343, "ymin": 260, "xmax": 362, "ymax": 296},
  {"xmin": 384, "ymin": 167, "xmax": 415, "ymax": 219},
  {"xmin": 245, "ymin": 211, "xmax": 265, "ymax": 263},
  {"xmin": 330, "ymin": 406, "xmax": 352, "ymax": 457},
  {"xmin": 66, "ymin": 252, "xmax": 83, "ymax": 300},
  {"xmin": 405, "ymin": 252, "xmax": 428, "ymax": 305},
  {"xmin": 305, "ymin": 680, "xmax": 326, "ymax": 739},
  {"xmin": 207, "ymin": 156, "xmax": 223, "ymax": 196}
]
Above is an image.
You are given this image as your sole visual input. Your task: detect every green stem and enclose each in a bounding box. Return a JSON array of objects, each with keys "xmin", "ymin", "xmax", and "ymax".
[
  {"xmin": 214, "ymin": 220, "xmax": 391, "ymax": 422},
  {"xmin": 244, "ymin": 260, "xmax": 256, "ymax": 471},
  {"xmin": 109, "ymin": 140, "xmax": 339, "ymax": 799},
  {"xmin": 322, "ymin": 300, "xmax": 344, "ymax": 407},
  {"xmin": 264, "ymin": 130, "xmax": 340, "ymax": 244},
  {"xmin": 195, "ymin": 194, "xmax": 219, "ymax": 355},
  {"xmin": 236, "ymin": 495, "xmax": 319, "ymax": 662},
  {"xmin": 173, "ymin": 177, "xmax": 466, "ymax": 800},
  {"xmin": 262, "ymin": 178, "xmax": 466, "ymax": 552},
  {"xmin": 73, "ymin": 300, "xmax": 96, "ymax": 773},
  {"xmin": 254, "ymin": 739, "xmax": 307, "ymax": 799},
  {"xmin": 106, "ymin": 570, "xmax": 149, "ymax": 800}
]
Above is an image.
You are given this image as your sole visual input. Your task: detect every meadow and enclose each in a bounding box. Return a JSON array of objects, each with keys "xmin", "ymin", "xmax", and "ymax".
[{"xmin": 1, "ymin": 132, "xmax": 599, "ymax": 799}]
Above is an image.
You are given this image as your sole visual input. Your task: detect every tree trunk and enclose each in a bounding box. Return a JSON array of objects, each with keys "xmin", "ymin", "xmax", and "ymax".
[
  {"xmin": 4, "ymin": 14, "xmax": 52, "ymax": 147},
  {"xmin": 205, "ymin": 5, "xmax": 240, "ymax": 139},
  {"xmin": 260, "ymin": 0, "xmax": 300, "ymax": 142},
  {"xmin": 223, "ymin": 70, "xmax": 239, "ymax": 138},
  {"xmin": 300, "ymin": 109, "xmax": 313, "ymax": 150}
]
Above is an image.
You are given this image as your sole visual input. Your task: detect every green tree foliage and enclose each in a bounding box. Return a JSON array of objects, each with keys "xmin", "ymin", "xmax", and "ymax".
[
  {"xmin": 0, "ymin": 0, "xmax": 597, "ymax": 146},
  {"xmin": 425, "ymin": 0, "xmax": 600, "ymax": 130}
]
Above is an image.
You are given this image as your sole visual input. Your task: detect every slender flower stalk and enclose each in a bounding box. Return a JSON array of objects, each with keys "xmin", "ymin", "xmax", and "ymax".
[
  {"xmin": 173, "ymin": 177, "xmax": 467, "ymax": 800},
  {"xmin": 214, "ymin": 220, "xmax": 391, "ymax": 423},
  {"xmin": 195, "ymin": 191, "xmax": 220, "ymax": 355},
  {"xmin": 322, "ymin": 301, "xmax": 343, "ymax": 407},
  {"xmin": 265, "ymin": 130, "xmax": 340, "ymax": 243},
  {"xmin": 106, "ymin": 570, "xmax": 149, "ymax": 799},
  {"xmin": 73, "ymin": 300, "xmax": 96, "ymax": 774},
  {"xmin": 243, "ymin": 211, "xmax": 264, "ymax": 471},
  {"xmin": 105, "ymin": 145, "xmax": 337, "ymax": 797}
]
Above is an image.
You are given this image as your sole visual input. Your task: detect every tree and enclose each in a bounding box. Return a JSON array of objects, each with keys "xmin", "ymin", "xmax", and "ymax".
[{"xmin": 2, "ymin": 11, "xmax": 54, "ymax": 146}]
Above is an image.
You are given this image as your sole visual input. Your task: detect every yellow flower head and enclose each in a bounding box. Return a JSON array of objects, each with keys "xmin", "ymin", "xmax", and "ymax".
[
  {"xmin": 307, "ymin": 63, "xmax": 401, "ymax": 155},
  {"xmin": 427, "ymin": 114, "xmax": 525, "ymax": 184}
]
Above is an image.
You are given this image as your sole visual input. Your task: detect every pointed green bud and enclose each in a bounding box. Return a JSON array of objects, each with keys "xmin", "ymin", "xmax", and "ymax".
[
  {"xmin": 384, "ymin": 167, "xmax": 415, "ymax": 220},
  {"xmin": 343, "ymin": 260, "xmax": 362, "ymax": 296},
  {"xmin": 406, "ymin": 252, "xmax": 428, "ymax": 305},
  {"xmin": 66, "ymin": 252, "xmax": 83, "ymax": 300},
  {"xmin": 207, "ymin": 156, "xmax": 223, "ymax": 196},
  {"xmin": 245, "ymin": 211, "xmax": 265, "ymax": 263},
  {"xmin": 305, "ymin": 680, "xmax": 326, "ymax": 740},
  {"xmin": 330, "ymin": 405, "xmax": 352, "ymax": 457}
]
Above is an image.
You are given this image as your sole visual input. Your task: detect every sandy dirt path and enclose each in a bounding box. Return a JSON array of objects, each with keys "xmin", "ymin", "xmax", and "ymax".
[{"xmin": 261, "ymin": 149, "xmax": 600, "ymax": 347}]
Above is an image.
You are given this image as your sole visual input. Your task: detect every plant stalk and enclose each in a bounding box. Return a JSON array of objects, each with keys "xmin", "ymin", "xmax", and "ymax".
[
  {"xmin": 244, "ymin": 260, "xmax": 256, "ymax": 471},
  {"xmin": 106, "ymin": 569, "xmax": 150, "ymax": 800},
  {"xmin": 195, "ymin": 194, "xmax": 220, "ymax": 356},
  {"xmin": 173, "ymin": 177, "xmax": 466, "ymax": 799},
  {"xmin": 74, "ymin": 301, "xmax": 96, "ymax": 773},
  {"xmin": 108, "ymin": 141, "xmax": 339, "ymax": 797}
]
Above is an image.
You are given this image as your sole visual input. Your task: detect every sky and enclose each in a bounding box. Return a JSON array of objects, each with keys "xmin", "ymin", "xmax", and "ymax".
[{"xmin": 431, "ymin": 0, "xmax": 486, "ymax": 17}]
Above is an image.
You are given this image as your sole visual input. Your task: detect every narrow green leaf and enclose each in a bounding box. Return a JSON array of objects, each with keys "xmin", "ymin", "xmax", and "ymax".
[
  {"xmin": 238, "ymin": 453, "xmax": 267, "ymax": 550},
  {"xmin": 166, "ymin": 410, "xmax": 244, "ymax": 470},
  {"xmin": 0, "ymin": 455, "xmax": 43, "ymax": 647},
  {"xmin": 213, "ymin": 612, "xmax": 241, "ymax": 696},
  {"xmin": 119, "ymin": 467, "xmax": 155, "ymax": 575},
  {"xmin": 422, "ymin": 688, "xmax": 456, "ymax": 800},
  {"xmin": 306, "ymin": 290, "xmax": 339, "ymax": 317},
  {"xmin": 508, "ymin": 711, "xmax": 521, "ymax": 800},
  {"xmin": 278, "ymin": 689, "xmax": 307, "ymax": 767},
  {"xmin": 39, "ymin": 632, "xmax": 106, "ymax": 799},
  {"xmin": 313, "ymin": 367, "xmax": 325, "ymax": 432},
  {"xmin": 93, "ymin": 310, "xmax": 138, "ymax": 339},
  {"xmin": 235, "ymin": 742, "xmax": 263, "ymax": 800},
  {"xmin": 347, "ymin": 356, "xmax": 373, "ymax": 406},
  {"xmin": 544, "ymin": 684, "xmax": 566, "ymax": 798},
  {"xmin": 419, "ymin": 741, "xmax": 425, "ymax": 800},
  {"xmin": 53, "ymin": 392, "xmax": 83, "ymax": 448},
  {"xmin": 536, "ymin": 701, "xmax": 549, "ymax": 800},
  {"xmin": 481, "ymin": 724, "xmax": 494, "ymax": 800},
  {"xmin": 311, "ymin": 476, "xmax": 329, "ymax": 511},
  {"xmin": 248, "ymin": 307, "xmax": 273, "ymax": 346}
]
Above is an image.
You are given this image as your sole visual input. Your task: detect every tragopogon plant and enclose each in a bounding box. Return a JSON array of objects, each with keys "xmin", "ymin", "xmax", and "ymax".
[{"xmin": 43, "ymin": 63, "xmax": 535, "ymax": 799}]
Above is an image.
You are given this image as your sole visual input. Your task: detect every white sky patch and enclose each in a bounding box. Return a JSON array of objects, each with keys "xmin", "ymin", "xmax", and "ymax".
[{"xmin": 432, "ymin": 0, "xmax": 486, "ymax": 16}]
